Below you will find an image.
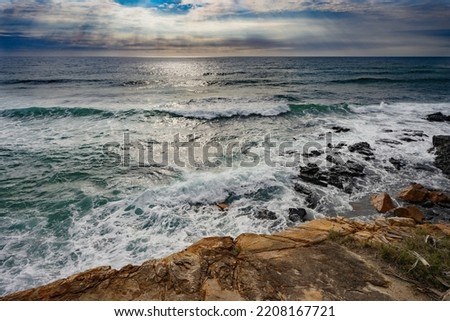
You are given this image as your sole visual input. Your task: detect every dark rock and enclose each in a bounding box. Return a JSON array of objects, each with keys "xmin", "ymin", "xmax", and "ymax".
[
  {"xmin": 299, "ymin": 164, "xmax": 328, "ymax": 187},
  {"xmin": 334, "ymin": 143, "xmax": 347, "ymax": 149},
  {"xmin": 433, "ymin": 135, "xmax": 450, "ymax": 148},
  {"xmin": 432, "ymin": 135, "xmax": 450, "ymax": 177},
  {"xmin": 422, "ymin": 201, "xmax": 435, "ymax": 209},
  {"xmin": 331, "ymin": 126, "xmax": 351, "ymax": 133},
  {"xmin": 389, "ymin": 157, "xmax": 406, "ymax": 170},
  {"xmin": 299, "ymin": 159, "xmax": 365, "ymax": 192},
  {"xmin": 299, "ymin": 173, "xmax": 328, "ymax": 187},
  {"xmin": 345, "ymin": 160, "xmax": 365, "ymax": 175},
  {"xmin": 413, "ymin": 164, "xmax": 437, "ymax": 172},
  {"xmin": 348, "ymin": 142, "xmax": 374, "ymax": 156},
  {"xmin": 302, "ymin": 150, "xmax": 323, "ymax": 158},
  {"xmin": 300, "ymin": 163, "xmax": 320, "ymax": 175},
  {"xmin": 376, "ymin": 139, "xmax": 403, "ymax": 146},
  {"xmin": 328, "ymin": 174, "xmax": 344, "ymax": 189},
  {"xmin": 426, "ymin": 112, "xmax": 450, "ymax": 122},
  {"xmin": 326, "ymin": 154, "xmax": 344, "ymax": 165},
  {"xmin": 294, "ymin": 183, "xmax": 312, "ymax": 195},
  {"xmin": 400, "ymin": 137, "xmax": 417, "ymax": 143},
  {"xmin": 402, "ymin": 130, "xmax": 428, "ymax": 138},
  {"xmin": 288, "ymin": 208, "xmax": 307, "ymax": 222},
  {"xmin": 255, "ymin": 210, "xmax": 277, "ymax": 220},
  {"xmin": 305, "ymin": 194, "xmax": 319, "ymax": 209}
]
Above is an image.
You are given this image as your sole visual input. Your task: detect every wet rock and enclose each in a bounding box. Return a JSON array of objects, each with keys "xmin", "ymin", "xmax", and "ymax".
[
  {"xmin": 345, "ymin": 160, "xmax": 365, "ymax": 175},
  {"xmin": 216, "ymin": 203, "xmax": 230, "ymax": 211},
  {"xmin": 398, "ymin": 184, "xmax": 429, "ymax": 203},
  {"xmin": 389, "ymin": 157, "xmax": 406, "ymax": 170},
  {"xmin": 299, "ymin": 160, "xmax": 365, "ymax": 193},
  {"xmin": 400, "ymin": 137, "xmax": 417, "ymax": 143},
  {"xmin": 422, "ymin": 201, "xmax": 435, "ymax": 209},
  {"xmin": 433, "ymin": 135, "xmax": 450, "ymax": 177},
  {"xmin": 299, "ymin": 164, "xmax": 328, "ymax": 187},
  {"xmin": 428, "ymin": 191, "xmax": 450, "ymax": 204},
  {"xmin": 288, "ymin": 208, "xmax": 307, "ymax": 222},
  {"xmin": 393, "ymin": 206, "xmax": 425, "ymax": 223},
  {"xmin": 377, "ymin": 139, "xmax": 402, "ymax": 146},
  {"xmin": 294, "ymin": 184, "xmax": 319, "ymax": 209},
  {"xmin": 413, "ymin": 164, "xmax": 437, "ymax": 172},
  {"xmin": 371, "ymin": 193, "xmax": 396, "ymax": 213},
  {"xmin": 294, "ymin": 183, "xmax": 312, "ymax": 195},
  {"xmin": 5, "ymin": 217, "xmax": 443, "ymax": 301},
  {"xmin": 255, "ymin": 210, "xmax": 277, "ymax": 220},
  {"xmin": 326, "ymin": 154, "xmax": 345, "ymax": 165},
  {"xmin": 302, "ymin": 150, "xmax": 323, "ymax": 158},
  {"xmin": 426, "ymin": 112, "xmax": 450, "ymax": 122},
  {"xmin": 348, "ymin": 142, "xmax": 374, "ymax": 156},
  {"xmin": 331, "ymin": 126, "xmax": 351, "ymax": 133},
  {"xmin": 402, "ymin": 130, "xmax": 428, "ymax": 138}
]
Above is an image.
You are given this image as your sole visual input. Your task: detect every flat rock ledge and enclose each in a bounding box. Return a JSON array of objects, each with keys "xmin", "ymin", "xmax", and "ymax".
[{"xmin": 2, "ymin": 217, "xmax": 450, "ymax": 301}]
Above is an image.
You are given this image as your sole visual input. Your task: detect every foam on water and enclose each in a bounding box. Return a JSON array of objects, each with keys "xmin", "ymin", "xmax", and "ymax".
[{"xmin": 155, "ymin": 99, "xmax": 291, "ymax": 119}]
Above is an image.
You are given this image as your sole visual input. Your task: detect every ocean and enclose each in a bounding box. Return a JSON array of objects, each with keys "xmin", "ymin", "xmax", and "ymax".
[{"xmin": 1, "ymin": 56, "xmax": 450, "ymax": 295}]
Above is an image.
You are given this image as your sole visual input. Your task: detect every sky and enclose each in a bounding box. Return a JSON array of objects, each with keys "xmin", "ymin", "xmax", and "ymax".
[{"xmin": 0, "ymin": 0, "xmax": 449, "ymax": 56}]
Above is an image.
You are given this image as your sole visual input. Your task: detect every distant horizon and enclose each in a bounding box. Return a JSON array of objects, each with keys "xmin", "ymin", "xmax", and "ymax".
[{"xmin": 1, "ymin": 53, "xmax": 450, "ymax": 59}]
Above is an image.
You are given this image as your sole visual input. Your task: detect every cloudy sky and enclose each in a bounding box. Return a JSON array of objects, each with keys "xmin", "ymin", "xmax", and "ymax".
[{"xmin": 0, "ymin": 0, "xmax": 449, "ymax": 56}]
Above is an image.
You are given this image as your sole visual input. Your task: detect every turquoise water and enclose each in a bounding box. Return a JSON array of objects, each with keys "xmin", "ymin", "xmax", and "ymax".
[{"xmin": 1, "ymin": 57, "xmax": 450, "ymax": 295}]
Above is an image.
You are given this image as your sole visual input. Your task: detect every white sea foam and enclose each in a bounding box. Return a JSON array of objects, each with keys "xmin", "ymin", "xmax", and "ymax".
[
  {"xmin": 155, "ymin": 99, "xmax": 291, "ymax": 119},
  {"xmin": 2, "ymin": 101, "xmax": 450, "ymax": 296}
]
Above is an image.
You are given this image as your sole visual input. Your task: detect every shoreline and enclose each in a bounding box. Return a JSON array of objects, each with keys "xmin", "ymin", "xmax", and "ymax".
[
  {"xmin": 2, "ymin": 125, "xmax": 450, "ymax": 300},
  {"xmin": 2, "ymin": 212, "xmax": 449, "ymax": 301}
]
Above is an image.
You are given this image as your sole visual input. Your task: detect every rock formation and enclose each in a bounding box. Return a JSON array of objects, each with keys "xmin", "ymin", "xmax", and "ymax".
[{"xmin": 2, "ymin": 217, "xmax": 449, "ymax": 301}]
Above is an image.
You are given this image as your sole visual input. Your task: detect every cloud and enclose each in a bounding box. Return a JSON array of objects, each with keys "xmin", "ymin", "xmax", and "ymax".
[{"xmin": 0, "ymin": 0, "xmax": 449, "ymax": 55}]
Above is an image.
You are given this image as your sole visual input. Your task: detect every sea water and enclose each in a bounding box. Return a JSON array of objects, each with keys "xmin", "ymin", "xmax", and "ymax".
[{"xmin": 1, "ymin": 57, "xmax": 450, "ymax": 295}]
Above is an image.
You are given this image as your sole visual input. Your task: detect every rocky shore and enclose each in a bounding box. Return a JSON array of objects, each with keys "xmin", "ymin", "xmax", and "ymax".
[
  {"xmin": 2, "ymin": 212, "xmax": 449, "ymax": 301},
  {"xmin": 2, "ymin": 115, "xmax": 449, "ymax": 302}
]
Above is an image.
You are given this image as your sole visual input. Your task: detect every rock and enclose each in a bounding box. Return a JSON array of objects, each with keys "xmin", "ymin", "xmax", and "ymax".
[
  {"xmin": 371, "ymin": 193, "xmax": 396, "ymax": 213},
  {"xmin": 293, "ymin": 183, "xmax": 312, "ymax": 195},
  {"xmin": 400, "ymin": 137, "xmax": 417, "ymax": 143},
  {"xmin": 288, "ymin": 208, "xmax": 307, "ymax": 222},
  {"xmin": 428, "ymin": 191, "xmax": 450, "ymax": 204},
  {"xmin": 345, "ymin": 160, "xmax": 365, "ymax": 175},
  {"xmin": 3, "ymin": 217, "xmax": 442, "ymax": 301},
  {"xmin": 433, "ymin": 135, "xmax": 450, "ymax": 148},
  {"xmin": 331, "ymin": 126, "xmax": 351, "ymax": 133},
  {"xmin": 433, "ymin": 135, "xmax": 450, "ymax": 177},
  {"xmin": 398, "ymin": 184, "xmax": 429, "ymax": 203},
  {"xmin": 299, "ymin": 164, "xmax": 328, "ymax": 187},
  {"xmin": 348, "ymin": 142, "xmax": 374, "ymax": 156},
  {"xmin": 426, "ymin": 112, "xmax": 450, "ymax": 122},
  {"xmin": 377, "ymin": 139, "xmax": 402, "ymax": 146},
  {"xmin": 216, "ymin": 203, "xmax": 229, "ymax": 211},
  {"xmin": 402, "ymin": 130, "xmax": 428, "ymax": 138},
  {"xmin": 443, "ymin": 290, "xmax": 450, "ymax": 301},
  {"xmin": 299, "ymin": 160, "xmax": 365, "ymax": 192},
  {"xmin": 302, "ymin": 150, "xmax": 323, "ymax": 158},
  {"xmin": 255, "ymin": 209, "xmax": 277, "ymax": 220},
  {"xmin": 389, "ymin": 158, "xmax": 406, "ymax": 170},
  {"xmin": 393, "ymin": 206, "xmax": 425, "ymax": 223}
]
